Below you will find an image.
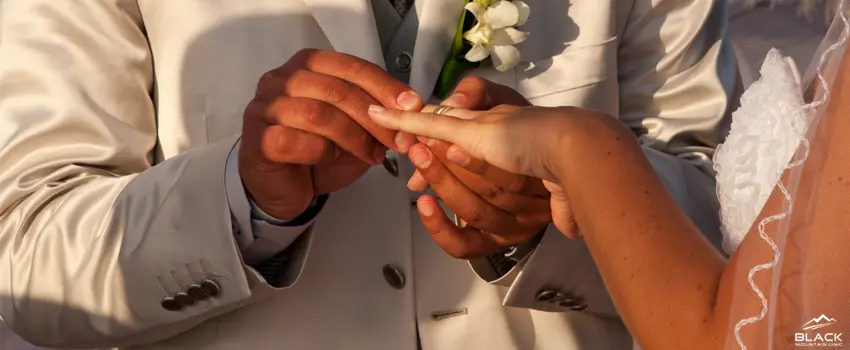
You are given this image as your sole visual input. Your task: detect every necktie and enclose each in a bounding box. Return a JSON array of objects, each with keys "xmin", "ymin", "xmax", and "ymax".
[{"xmin": 390, "ymin": 0, "xmax": 414, "ymax": 17}]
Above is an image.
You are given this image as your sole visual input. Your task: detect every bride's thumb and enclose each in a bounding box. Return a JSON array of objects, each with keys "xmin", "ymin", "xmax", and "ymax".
[{"xmin": 544, "ymin": 180, "xmax": 580, "ymax": 239}]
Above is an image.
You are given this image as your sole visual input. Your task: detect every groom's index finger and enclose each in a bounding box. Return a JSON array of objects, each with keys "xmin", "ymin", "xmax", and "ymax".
[{"xmin": 297, "ymin": 49, "xmax": 420, "ymax": 109}]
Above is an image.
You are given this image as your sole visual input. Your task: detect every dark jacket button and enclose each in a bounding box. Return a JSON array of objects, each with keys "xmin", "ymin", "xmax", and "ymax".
[
  {"xmin": 175, "ymin": 292, "xmax": 195, "ymax": 306},
  {"xmin": 201, "ymin": 279, "xmax": 221, "ymax": 297},
  {"xmin": 535, "ymin": 289, "xmax": 557, "ymax": 302},
  {"xmin": 382, "ymin": 152, "xmax": 399, "ymax": 177},
  {"xmin": 570, "ymin": 303, "xmax": 588, "ymax": 311},
  {"xmin": 161, "ymin": 296, "xmax": 182, "ymax": 311},
  {"xmin": 187, "ymin": 284, "xmax": 207, "ymax": 301},
  {"xmin": 557, "ymin": 298, "xmax": 577, "ymax": 308},
  {"xmin": 382, "ymin": 264, "xmax": 406, "ymax": 290}
]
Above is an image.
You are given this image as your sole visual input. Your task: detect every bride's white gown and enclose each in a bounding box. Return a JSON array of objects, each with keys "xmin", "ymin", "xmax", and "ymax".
[{"xmin": 713, "ymin": 48, "xmax": 813, "ymax": 254}]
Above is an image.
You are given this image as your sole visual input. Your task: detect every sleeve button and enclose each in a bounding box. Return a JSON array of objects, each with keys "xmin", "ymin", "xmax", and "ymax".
[
  {"xmin": 535, "ymin": 289, "xmax": 558, "ymax": 302},
  {"xmin": 175, "ymin": 292, "xmax": 195, "ymax": 306},
  {"xmin": 201, "ymin": 279, "xmax": 222, "ymax": 297},
  {"xmin": 570, "ymin": 303, "xmax": 588, "ymax": 311},
  {"xmin": 187, "ymin": 284, "xmax": 207, "ymax": 301},
  {"xmin": 161, "ymin": 296, "xmax": 182, "ymax": 311}
]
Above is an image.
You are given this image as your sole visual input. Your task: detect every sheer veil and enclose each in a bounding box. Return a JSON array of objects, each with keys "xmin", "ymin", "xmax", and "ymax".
[{"xmin": 718, "ymin": 2, "xmax": 850, "ymax": 348}]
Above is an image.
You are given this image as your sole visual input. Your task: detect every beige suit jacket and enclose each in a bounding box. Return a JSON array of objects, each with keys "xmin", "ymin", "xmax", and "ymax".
[{"xmin": 0, "ymin": 0, "xmax": 738, "ymax": 349}]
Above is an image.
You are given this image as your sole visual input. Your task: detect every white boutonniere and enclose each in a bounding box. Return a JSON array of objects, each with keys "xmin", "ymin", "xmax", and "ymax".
[{"xmin": 434, "ymin": 0, "xmax": 530, "ymax": 98}]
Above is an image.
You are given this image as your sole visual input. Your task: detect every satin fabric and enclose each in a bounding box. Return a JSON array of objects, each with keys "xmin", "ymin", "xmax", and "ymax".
[{"xmin": 0, "ymin": 0, "xmax": 738, "ymax": 349}]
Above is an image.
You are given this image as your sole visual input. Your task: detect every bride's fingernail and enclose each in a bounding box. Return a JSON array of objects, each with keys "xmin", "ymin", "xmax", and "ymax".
[
  {"xmin": 368, "ymin": 104, "xmax": 386, "ymax": 114},
  {"xmin": 407, "ymin": 171, "xmax": 429, "ymax": 191},
  {"xmin": 417, "ymin": 198, "xmax": 435, "ymax": 217},
  {"xmin": 396, "ymin": 91, "xmax": 421, "ymax": 111},
  {"xmin": 408, "ymin": 147, "xmax": 432, "ymax": 169},
  {"xmin": 395, "ymin": 132, "xmax": 411, "ymax": 153}
]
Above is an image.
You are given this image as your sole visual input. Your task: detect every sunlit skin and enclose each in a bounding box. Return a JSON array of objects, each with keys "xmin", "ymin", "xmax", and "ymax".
[{"xmin": 367, "ymin": 49, "xmax": 850, "ymax": 347}]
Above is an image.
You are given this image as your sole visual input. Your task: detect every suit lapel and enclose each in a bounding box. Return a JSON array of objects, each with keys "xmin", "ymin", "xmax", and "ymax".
[
  {"xmin": 303, "ymin": 0, "xmax": 386, "ymax": 68},
  {"xmin": 409, "ymin": 0, "xmax": 466, "ymax": 98}
]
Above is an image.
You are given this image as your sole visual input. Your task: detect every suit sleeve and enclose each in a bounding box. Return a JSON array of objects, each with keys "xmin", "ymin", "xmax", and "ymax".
[
  {"xmin": 225, "ymin": 140, "xmax": 319, "ymax": 266},
  {"xmin": 0, "ymin": 1, "xmax": 306, "ymax": 347},
  {"xmin": 478, "ymin": 0, "xmax": 740, "ymax": 316}
]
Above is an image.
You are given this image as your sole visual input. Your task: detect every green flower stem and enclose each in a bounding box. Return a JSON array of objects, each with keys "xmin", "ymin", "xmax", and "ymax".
[{"xmin": 434, "ymin": 0, "xmax": 473, "ymax": 99}]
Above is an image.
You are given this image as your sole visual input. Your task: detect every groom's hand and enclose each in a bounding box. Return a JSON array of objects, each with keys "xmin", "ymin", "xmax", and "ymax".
[
  {"xmin": 409, "ymin": 77, "xmax": 553, "ymax": 259},
  {"xmin": 240, "ymin": 49, "xmax": 422, "ymax": 220}
]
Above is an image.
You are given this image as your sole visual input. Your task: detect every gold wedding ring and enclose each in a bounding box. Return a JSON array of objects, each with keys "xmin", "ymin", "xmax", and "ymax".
[{"xmin": 432, "ymin": 105, "xmax": 454, "ymax": 116}]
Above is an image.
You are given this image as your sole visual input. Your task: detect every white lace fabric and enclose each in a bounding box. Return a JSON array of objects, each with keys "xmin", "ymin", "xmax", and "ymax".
[
  {"xmin": 714, "ymin": 2, "xmax": 850, "ymax": 348},
  {"xmin": 714, "ymin": 49, "xmax": 813, "ymax": 255}
]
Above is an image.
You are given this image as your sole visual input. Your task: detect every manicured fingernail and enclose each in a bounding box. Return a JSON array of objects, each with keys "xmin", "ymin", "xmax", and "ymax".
[
  {"xmin": 396, "ymin": 91, "xmax": 421, "ymax": 111},
  {"xmin": 395, "ymin": 132, "xmax": 411, "ymax": 153},
  {"xmin": 368, "ymin": 104, "xmax": 386, "ymax": 114},
  {"xmin": 417, "ymin": 198, "xmax": 435, "ymax": 217},
  {"xmin": 407, "ymin": 174, "xmax": 425, "ymax": 190},
  {"xmin": 408, "ymin": 147, "xmax": 432, "ymax": 169},
  {"xmin": 446, "ymin": 148, "xmax": 470, "ymax": 167},
  {"xmin": 442, "ymin": 93, "xmax": 467, "ymax": 107},
  {"xmin": 373, "ymin": 146, "xmax": 387, "ymax": 164}
]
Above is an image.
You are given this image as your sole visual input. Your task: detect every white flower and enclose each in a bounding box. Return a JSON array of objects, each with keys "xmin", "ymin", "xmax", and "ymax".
[{"xmin": 463, "ymin": 0, "xmax": 530, "ymax": 72}]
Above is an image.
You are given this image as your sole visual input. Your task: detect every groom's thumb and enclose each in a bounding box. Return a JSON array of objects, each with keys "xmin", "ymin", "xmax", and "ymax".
[{"xmin": 444, "ymin": 76, "xmax": 531, "ymax": 110}]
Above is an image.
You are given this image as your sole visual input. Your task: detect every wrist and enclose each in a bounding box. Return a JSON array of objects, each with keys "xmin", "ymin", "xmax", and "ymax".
[
  {"xmin": 246, "ymin": 190, "xmax": 314, "ymax": 221},
  {"xmin": 251, "ymin": 194, "xmax": 329, "ymax": 226},
  {"xmin": 550, "ymin": 110, "xmax": 636, "ymax": 183}
]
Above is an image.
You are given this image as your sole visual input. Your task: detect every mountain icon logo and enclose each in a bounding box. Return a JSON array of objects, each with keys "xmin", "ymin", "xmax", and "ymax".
[{"xmin": 802, "ymin": 314, "xmax": 837, "ymax": 331}]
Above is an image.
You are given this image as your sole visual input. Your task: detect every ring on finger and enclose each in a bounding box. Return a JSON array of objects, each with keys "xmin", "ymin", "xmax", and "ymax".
[{"xmin": 433, "ymin": 105, "xmax": 454, "ymax": 116}]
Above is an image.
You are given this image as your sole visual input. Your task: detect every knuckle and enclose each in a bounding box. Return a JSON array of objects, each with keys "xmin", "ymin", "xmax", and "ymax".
[
  {"xmin": 457, "ymin": 77, "xmax": 491, "ymax": 109},
  {"xmin": 293, "ymin": 48, "xmax": 319, "ymax": 62},
  {"xmin": 426, "ymin": 167, "xmax": 448, "ymax": 186},
  {"xmin": 481, "ymin": 185, "xmax": 504, "ymax": 199},
  {"xmin": 341, "ymin": 56, "xmax": 369, "ymax": 77},
  {"xmin": 243, "ymin": 99, "xmax": 268, "ymax": 122},
  {"xmin": 261, "ymin": 128, "xmax": 292, "ymax": 162},
  {"xmin": 295, "ymin": 136, "xmax": 331, "ymax": 164},
  {"xmin": 255, "ymin": 73, "xmax": 283, "ymax": 101},
  {"xmin": 464, "ymin": 207, "xmax": 486, "ymax": 227},
  {"xmin": 256, "ymin": 72, "xmax": 277, "ymax": 91},
  {"xmin": 459, "ymin": 76, "xmax": 488, "ymax": 91},
  {"xmin": 295, "ymin": 100, "xmax": 332, "ymax": 127},
  {"xmin": 374, "ymin": 81, "xmax": 398, "ymax": 103},
  {"xmin": 309, "ymin": 138, "xmax": 334, "ymax": 162},
  {"xmin": 272, "ymin": 130, "xmax": 294, "ymax": 156},
  {"xmin": 505, "ymin": 176, "xmax": 529, "ymax": 193},
  {"xmin": 320, "ymin": 79, "xmax": 354, "ymax": 104}
]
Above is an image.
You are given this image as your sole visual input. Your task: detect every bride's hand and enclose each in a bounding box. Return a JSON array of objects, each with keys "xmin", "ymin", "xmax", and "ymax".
[
  {"xmin": 367, "ymin": 104, "xmax": 617, "ymax": 237},
  {"xmin": 368, "ymin": 104, "xmax": 586, "ymax": 182}
]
